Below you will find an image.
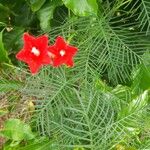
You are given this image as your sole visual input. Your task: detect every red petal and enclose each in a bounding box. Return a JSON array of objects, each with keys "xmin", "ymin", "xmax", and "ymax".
[
  {"xmin": 52, "ymin": 57, "xmax": 64, "ymax": 67},
  {"xmin": 28, "ymin": 61, "xmax": 42, "ymax": 74},
  {"xmin": 16, "ymin": 33, "xmax": 52, "ymax": 74},
  {"xmin": 16, "ymin": 50, "xmax": 30, "ymax": 62},
  {"xmin": 23, "ymin": 33, "xmax": 35, "ymax": 51},
  {"xmin": 66, "ymin": 59, "xmax": 74, "ymax": 67},
  {"xmin": 66, "ymin": 45, "xmax": 78, "ymax": 56},
  {"xmin": 42, "ymin": 54, "xmax": 52, "ymax": 65},
  {"xmin": 35, "ymin": 35, "xmax": 49, "ymax": 50},
  {"xmin": 48, "ymin": 36, "xmax": 78, "ymax": 68},
  {"xmin": 36, "ymin": 34, "xmax": 48, "ymax": 42},
  {"xmin": 48, "ymin": 45, "xmax": 57, "ymax": 55},
  {"xmin": 23, "ymin": 32, "xmax": 36, "ymax": 42},
  {"xmin": 55, "ymin": 36, "xmax": 66, "ymax": 49}
]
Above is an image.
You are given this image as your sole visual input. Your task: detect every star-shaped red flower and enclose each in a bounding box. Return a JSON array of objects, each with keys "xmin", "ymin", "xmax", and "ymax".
[
  {"xmin": 48, "ymin": 36, "xmax": 78, "ymax": 67},
  {"xmin": 16, "ymin": 33, "xmax": 51, "ymax": 74}
]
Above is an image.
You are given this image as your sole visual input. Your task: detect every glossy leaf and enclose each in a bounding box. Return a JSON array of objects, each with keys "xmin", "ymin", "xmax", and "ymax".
[
  {"xmin": 117, "ymin": 90, "xmax": 149, "ymax": 121},
  {"xmin": 131, "ymin": 53, "xmax": 150, "ymax": 94},
  {"xmin": 62, "ymin": 0, "xmax": 98, "ymax": 16}
]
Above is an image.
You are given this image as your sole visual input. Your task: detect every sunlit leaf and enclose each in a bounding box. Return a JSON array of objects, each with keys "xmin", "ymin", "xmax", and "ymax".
[
  {"xmin": 29, "ymin": 0, "xmax": 46, "ymax": 12},
  {"xmin": 62, "ymin": 0, "xmax": 98, "ymax": 16},
  {"xmin": 0, "ymin": 119, "xmax": 35, "ymax": 141}
]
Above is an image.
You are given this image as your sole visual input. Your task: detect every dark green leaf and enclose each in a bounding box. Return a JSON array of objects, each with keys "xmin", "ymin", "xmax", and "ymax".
[
  {"xmin": 37, "ymin": 0, "xmax": 62, "ymax": 32},
  {"xmin": 4, "ymin": 27, "xmax": 24, "ymax": 52},
  {"xmin": 0, "ymin": 30, "xmax": 11, "ymax": 64},
  {"xmin": 13, "ymin": 2, "xmax": 34, "ymax": 27},
  {"xmin": 0, "ymin": 3, "xmax": 14, "ymax": 24}
]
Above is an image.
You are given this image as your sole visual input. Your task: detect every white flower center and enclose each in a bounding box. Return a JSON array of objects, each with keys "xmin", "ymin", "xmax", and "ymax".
[
  {"xmin": 60, "ymin": 50, "xmax": 65, "ymax": 56},
  {"xmin": 31, "ymin": 47, "xmax": 40, "ymax": 56}
]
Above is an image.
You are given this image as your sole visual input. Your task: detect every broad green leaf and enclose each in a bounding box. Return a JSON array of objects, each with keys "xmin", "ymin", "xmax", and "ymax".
[
  {"xmin": 131, "ymin": 52, "xmax": 150, "ymax": 94},
  {"xmin": 132, "ymin": 66, "xmax": 150, "ymax": 93},
  {"xmin": 0, "ymin": 119, "xmax": 35, "ymax": 141},
  {"xmin": 0, "ymin": 30, "xmax": 11, "ymax": 64},
  {"xmin": 13, "ymin": 1, "xmax": 34, "ymax": 27},
  {"xmin": 62, "ymin": 0, "xmax": 98, "ymax": 16},
  {"xmin": 4, "ymin": 27, "xmax": 24, "ymax": 52},
  {"xmin": 112, "ymin": 85, "xmax": 132, "ymax": 103},
  {"xmin": 37, "ymin": 0, "xmax": 62, "ymax": 32},
  {"xmin": 29, "ymin": 0, "xmax": 46, "ymax": 12},
  {"xmin": 0, "ymin": 3, "xmax": 14, "ymax": 24},
  {"xmin": 0, "ymin": 3, "xmax": 9, "ymax": 12},
  {"xmin": 117, "ymin": 90, "xmax": 149, "ymax": 121}
]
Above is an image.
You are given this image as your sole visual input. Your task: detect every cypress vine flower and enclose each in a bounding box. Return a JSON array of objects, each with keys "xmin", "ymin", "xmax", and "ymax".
[
  {"xmin": 48, "ymin": 36, "xmax": 78, "ymax": 67},
  {"xmin": 16, "ymin": 33, "xmax": 52, "ymax": 74}
]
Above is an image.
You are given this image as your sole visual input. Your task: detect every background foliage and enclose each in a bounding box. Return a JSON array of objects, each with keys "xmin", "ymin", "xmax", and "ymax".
[{"xmin": 0, "ymin": 0, "xmax": 150, "ymax": 149}]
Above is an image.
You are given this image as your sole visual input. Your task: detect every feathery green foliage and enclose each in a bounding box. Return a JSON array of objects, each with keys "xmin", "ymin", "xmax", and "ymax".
[{"xmin": 1, "ymin": 0, "xmax": 150, "ymax": 149}]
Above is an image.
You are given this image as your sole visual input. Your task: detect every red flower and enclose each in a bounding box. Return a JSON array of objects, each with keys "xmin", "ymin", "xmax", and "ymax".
[
  {"xmin": 48, "ymin": 36, "xmax": 78, "ymax": 67},
  {"xmin": 16, "ymin": 33, "xmax": 51, "ymax": 74}
]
